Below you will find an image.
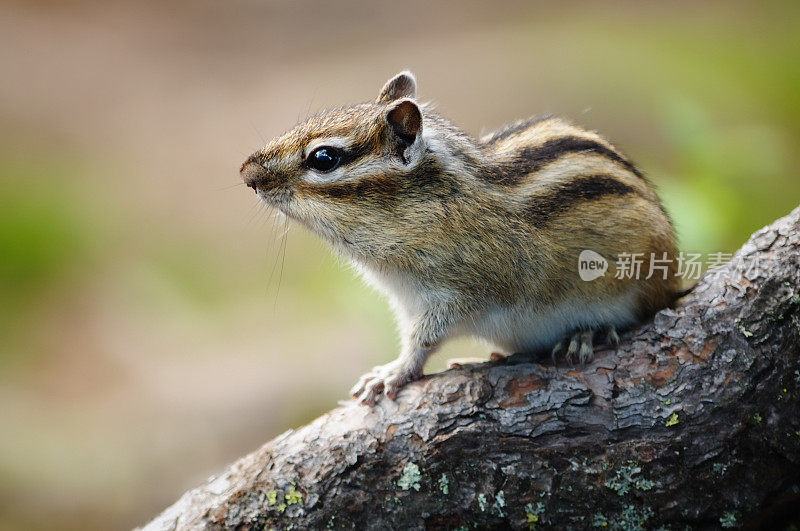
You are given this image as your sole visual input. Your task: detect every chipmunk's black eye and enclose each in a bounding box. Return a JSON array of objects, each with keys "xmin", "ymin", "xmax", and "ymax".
[{"xmin": 306, "ymin": 146, "xmax": 342, "ymax": 173}]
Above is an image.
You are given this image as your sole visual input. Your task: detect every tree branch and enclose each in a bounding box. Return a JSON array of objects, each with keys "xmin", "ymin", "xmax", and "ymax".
[{"xmin": 142, "ymin": 206, "xmax": 800, "ymax": 530}]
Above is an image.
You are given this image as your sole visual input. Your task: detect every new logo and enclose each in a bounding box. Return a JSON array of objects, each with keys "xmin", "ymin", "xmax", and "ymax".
[{"xmin": 578, "ymin": 250, "xmax": 608, "ymax": 281}]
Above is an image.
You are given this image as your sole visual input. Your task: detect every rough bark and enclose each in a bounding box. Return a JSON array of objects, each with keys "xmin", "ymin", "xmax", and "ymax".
[{"xmin": 142, "ymin": 207, "xmax": 800, "ymax": 530}]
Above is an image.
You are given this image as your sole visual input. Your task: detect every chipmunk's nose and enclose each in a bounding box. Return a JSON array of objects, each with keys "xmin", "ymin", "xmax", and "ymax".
[{"xmin": 240, "ymin": 156, "xmax": 268, "ymax": 193}]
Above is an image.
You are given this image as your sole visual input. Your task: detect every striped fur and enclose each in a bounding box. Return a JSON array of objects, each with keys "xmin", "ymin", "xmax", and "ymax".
[
  {"xmin": 489, "ymin": 135, "xmax": 645, "ymax": 183},
  {"xmin": 241, "ymin": 71, "xmax": 679, "ymax": 404}
]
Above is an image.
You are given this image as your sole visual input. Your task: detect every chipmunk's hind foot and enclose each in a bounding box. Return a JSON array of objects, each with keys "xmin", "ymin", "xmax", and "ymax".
[{"xmin": 550, "ymin": 325, "xmax": 620, "ymax": 366}]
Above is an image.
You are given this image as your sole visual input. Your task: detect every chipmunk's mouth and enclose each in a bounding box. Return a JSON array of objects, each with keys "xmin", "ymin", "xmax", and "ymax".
[
  {"xmin": 254, "ymin": 189, "xmax": 344, "ymax": 246},
  {"xmin": 255, "ymin": 187, "xmax": 301, "ymax": 221}
]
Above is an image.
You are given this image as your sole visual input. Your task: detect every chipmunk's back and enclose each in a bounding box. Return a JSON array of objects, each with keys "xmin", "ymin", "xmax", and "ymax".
[{"xmin": 473, "ymin": 115, "xmax": 678, "ymax": 337}]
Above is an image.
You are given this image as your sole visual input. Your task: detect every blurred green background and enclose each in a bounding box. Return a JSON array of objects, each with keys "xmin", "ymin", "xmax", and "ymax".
[{"xmin": 1, "ymin": 0, "xmax": 798, "ymax": 528}]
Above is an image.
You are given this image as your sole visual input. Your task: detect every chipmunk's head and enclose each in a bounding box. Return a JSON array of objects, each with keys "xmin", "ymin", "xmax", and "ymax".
[{"xmin": 241, "ymin": 72, "xmax": 466, "ymax": 262}]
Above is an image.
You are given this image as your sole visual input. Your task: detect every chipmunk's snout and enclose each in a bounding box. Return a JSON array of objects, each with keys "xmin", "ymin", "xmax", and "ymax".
[{"xmin": 240, "ymin": 157, "xmax": 269, "ymax": 193}]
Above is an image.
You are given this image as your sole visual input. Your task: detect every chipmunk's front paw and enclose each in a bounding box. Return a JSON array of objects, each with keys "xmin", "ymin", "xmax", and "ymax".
[{"xmin": 350, "ymin": 362, "xmax": 421, "ymax": 406}]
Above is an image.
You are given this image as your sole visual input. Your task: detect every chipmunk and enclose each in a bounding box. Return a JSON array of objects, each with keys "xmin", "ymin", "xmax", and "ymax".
[{"xmin": 240, "ymin": 71, "xmax": 679, "ymax": 405}]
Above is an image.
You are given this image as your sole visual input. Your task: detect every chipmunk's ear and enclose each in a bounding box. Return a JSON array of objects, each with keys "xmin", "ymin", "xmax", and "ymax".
[
  {"xmin": 377, "ymin": 71, "xmax": 417, "ymax": 103},
  {"xmin": 386, "ymin": 98, "xmax": 422, "ymax": 145},
  {"xmin": 385, "ymin": 98, "xmax": 423, "ymax": 164}
]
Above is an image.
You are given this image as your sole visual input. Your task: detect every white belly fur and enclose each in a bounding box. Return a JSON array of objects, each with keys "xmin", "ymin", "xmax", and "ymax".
[
  {"xmin": 354, "ymin": 261, "xmax": 640, "ymax": 354},
  {"xmin": 467, "ymin": 292, "xmax": 639, "ymax": 353}
]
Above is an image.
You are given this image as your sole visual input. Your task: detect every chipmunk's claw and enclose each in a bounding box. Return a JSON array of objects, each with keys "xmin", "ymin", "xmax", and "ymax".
[
  {"xmin": 570, "ymin": 330, "xmax": 595, "ymax": 364},
  {"xmin": 551, "ymin": 326, "xmax": 620, "ymax": 366},
  {"xmin": 604, "ymin": 325, "xmax": 620, "ymax": 347},
  {"xmin": 350, "ymin": 363, "xmax": 420, "ymax": 405},
  {"xmin": 551, "ymin": 331, "xmax": 592, "ymax": 364}
]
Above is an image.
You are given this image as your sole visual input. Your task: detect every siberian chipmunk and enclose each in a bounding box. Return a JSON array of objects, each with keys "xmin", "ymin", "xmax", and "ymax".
[{"xmin": 241, "ymin": 71, "xmax": 679, "ymax": 405}]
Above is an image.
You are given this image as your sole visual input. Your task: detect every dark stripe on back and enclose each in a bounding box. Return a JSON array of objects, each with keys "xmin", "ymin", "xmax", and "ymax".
[
  {"xmin": 481, "ymin": 115, "xmax": 552, "ymax": 146},
  {"xmin": 486, "ymin": 136, "xmax": 644, "ymax": 185},
  {"xmin": 523, "ymin": 174, "xmax": 637, "ymax": 228}
]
